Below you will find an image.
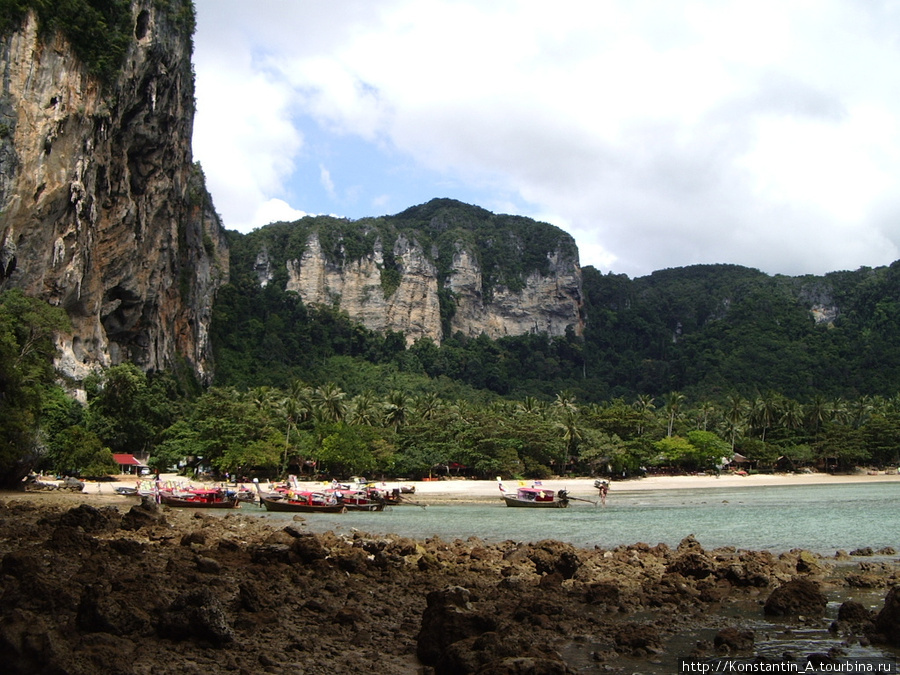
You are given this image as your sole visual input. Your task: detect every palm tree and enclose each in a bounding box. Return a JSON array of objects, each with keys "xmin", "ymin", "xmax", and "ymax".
[
  {"xmin": 413, "ymin": 392, "xmax": 443, "ymax": 421},
  {"xmin": 828, "ymin": 397, "xmax": 849, "ymax": 426},
  {"xmin": 663, "ymin": 391, "xmax": 686, "ymax": 437},
  {"xmin": 553, "ymin": 390, "xmax": 578, "ymax": 414},
  {"xmin": 555, "ymin": 408, "xmax": 583, "ymax": 476},
  {"xmin": 278, "ymin": 381, "xmax": 313, "ymax": 473},
  {"xmin": 516, "ymin": 396, "xmax": 542, "ymax": 416},
  {"xmin": 246, "ymin": 386, "xmax": 279, "ymax": 413},
  {"xmin": 632, "ymin": 394, "xmax": 655, "ymax": 436},
  {"xmin": 805, "ymin": 394, "xmax": 829, "ymax": 443},
  {"xmin": 752, "ymin": 392, "xmax": 781, "ymax": 443},
  {"xmin": 694, "ymin": 401, "xmax": 716, "ymax": 431},
  {"xmin": 348, "ymin": 390, "xmax": 381, "ymax": 426},
  {"xmin": 848, "ymin": 395, "xmax": 874, "ymax": 429},
  {"xmin": 723, "ymin": 393, "xmax": 748, "ymax": 451},
  {"xmin": 383, "ymin": 390, "xmax": 409, "ymax": 429},
  {"xmin": 312, "ymin": 382, "xmax": 347, "ymax": 423},
  {"xmin": 779, "ymin": 398, "xmax": 804, "ymax": 434}
]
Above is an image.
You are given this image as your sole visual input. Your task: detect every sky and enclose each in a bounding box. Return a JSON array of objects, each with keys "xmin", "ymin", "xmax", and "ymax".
[{"xmin": 191, "ymin": 0, "xmax": 900, "ymax": 279}]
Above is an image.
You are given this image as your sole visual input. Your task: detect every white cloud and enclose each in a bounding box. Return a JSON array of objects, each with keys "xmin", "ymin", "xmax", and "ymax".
[
  {"xmin": 251, "ymin": 199, "xmax": 308, "ymax": 229},
  {"xmin": 319, "ymin": 164, "xmax": 336, "ymax": 200},
  {"xmin": 192, "ymin": 0, "xmax": 900, "ymax": 277}
]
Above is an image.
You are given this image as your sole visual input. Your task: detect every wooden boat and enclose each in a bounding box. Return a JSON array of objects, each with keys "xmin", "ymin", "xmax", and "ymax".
[
  {"xmin": 261, "ymin": 491, "xmax": 347, "ymax": 513},
  {"xmin": 334, "ymin": 489, "xmax": 386, "ymax": 512},
  {"xmin": 159, "ymin": 488, "xmax": 240, "ymax": 509},
  {"xmin": 500, "ymin": 484, "xmax": 569, "ymax": 508}
]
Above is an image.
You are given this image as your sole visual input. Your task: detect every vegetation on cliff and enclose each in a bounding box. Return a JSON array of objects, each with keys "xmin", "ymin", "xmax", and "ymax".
[
  {"xmin": 226, "ymin": 198, "xmax": 579, "ymax": 335},
  {"xmin": 0, "ymin": 1, "xmax": 195, "ymax": 83},
  {"xmin": 7, "ymin": 250, "xmax": 900, "ymax": 487}
]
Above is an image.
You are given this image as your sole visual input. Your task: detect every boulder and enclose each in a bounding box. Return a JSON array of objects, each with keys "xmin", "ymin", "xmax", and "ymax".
[
  {"xmin": 156, "ymin": 587, "xmax": 234, "ymax": 645},
  {"xmin": 796, "ymin": 550, "xmax": 826, "ymax": 575},
  {"xmin": 76, "ymin": 583, "xmax": 152, "ymax": 635},
  {"xmin": 714, "ymin": 627, "xmax": 755, "ymax": 652},
  {"xmin": 120, "ymin": 498, "xmax": 167, "ymax": 531},
  {"xmin": 873, "ymin": 586, "xmax": 900, "ymax": 646},
  {"xmin": 527, "ymin": 540, "xmax": 581, "ymax": 579},
  {"xmin": 837, "ymin": 600, "xmax": 874, "ymax": 625},
  {"xmin": 416, "ymin": 586, "xmax": 498, "ymax": 666},
  {"xmin": 667, "ymin": 551, "xmax": 716, "ymax": 579},
  {"xmin": 764, "ymin": 579, "xmax": 827, "ymax": 618},
  {"xmin": 290, "ymin": 533, "xmax": 327, "ymax": 564}
]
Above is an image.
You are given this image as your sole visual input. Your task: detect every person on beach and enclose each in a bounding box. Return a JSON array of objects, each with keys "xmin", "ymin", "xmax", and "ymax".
[{"xmin": 599, "ymin": 481, "xmax": 609, "ymax": 506}]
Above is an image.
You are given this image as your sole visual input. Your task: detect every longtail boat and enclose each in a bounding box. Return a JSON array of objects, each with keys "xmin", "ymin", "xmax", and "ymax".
[
  {"xmin": 499, "ymin": 483, "xmax": 569, "ymax": 508},
  {"xmin": 333, "ymin": 489, "xmax": 386, "ymax": 512},
  {"xmin": 159, "ymin": 488, "xmax": 241, "ymax": 509},
  {"xmin": 261, "ymin": 491, "xmax": 347, "ymax": 513}
]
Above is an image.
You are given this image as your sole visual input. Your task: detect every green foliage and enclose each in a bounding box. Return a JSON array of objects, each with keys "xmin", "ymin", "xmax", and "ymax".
[
  {"xmin": 49, "ymin": 425, "xmax": 117, "ymax": 477},
  {"xmin": 0, "ymin": 1, "xmax": 195, "ymax": 84},
  {"xmin": 0, "ymin": 0, "xmax": 133, "ymax": 84},
  {"xmin": 580, "ymin": 260, "xmax": 900, "ymax": 402},
  {"xmin": 0, "ymin": 289, "xmax": 69, "ymax": 486},
  {"xmin": 85, "ymin": 363, "xmax": 176, "ymax": 455}
]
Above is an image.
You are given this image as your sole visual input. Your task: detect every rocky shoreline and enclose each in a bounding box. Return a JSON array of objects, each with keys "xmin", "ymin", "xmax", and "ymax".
[{"xmin": 2, "ymin": 492, "xmax": 900, "ymax": 674}]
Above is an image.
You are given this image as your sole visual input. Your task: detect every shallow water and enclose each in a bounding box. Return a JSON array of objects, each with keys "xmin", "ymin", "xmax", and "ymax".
[
  {"xmin": 251, "ymin": 482, "xmax": 900, "ymax": 554},
  {"xmin": 243, "ymin": 481, "xmax": 900, "ymax": 672}
]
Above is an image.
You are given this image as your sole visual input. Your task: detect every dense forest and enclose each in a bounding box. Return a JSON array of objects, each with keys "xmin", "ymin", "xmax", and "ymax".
[{"xmin": 4, "ymin": 199, "xmax": 900, "ymax": 488}]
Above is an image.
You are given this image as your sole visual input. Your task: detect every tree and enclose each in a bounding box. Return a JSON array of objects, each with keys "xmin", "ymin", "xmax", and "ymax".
[
  {"xmin": 85, "ymin": 363, "xmax": 172, "ymax": 455},
  {"xmin": 48, "ymin": 425, "xmax": 117, "ymax": 478},
  {"xmin": 0, "ymin": 290, "xmax": 70, "ymax": 487},
  {"xmin": 632, "ymin": 394, "xmax": 655, "ymax": 436},
  {"xmin": 653, "ymin": 435, "xmax": 695, "ymax": 468},
  {"xmin": 383, "ymin": 390, "xmax": 409, "ymax": 429},
  {"xmin": 315, "ymin": 423, "xmax": 377, "ymax": 477},
  {"xmin": 685, "ymin": 430, "xmax": 731, "ymax": 471},
  {"xmin": 312, "ymin": 382, "xmax": 347, "ymax": 423},
  {"xmin": 169, "ymin": 387, "xmax": 276, "ymax": 476},
  {"xmin": 663, "ymin": 391, "xmax": 686, "ymax": 437}
]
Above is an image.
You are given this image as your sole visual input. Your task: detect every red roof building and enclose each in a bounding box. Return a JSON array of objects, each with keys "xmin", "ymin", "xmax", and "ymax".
[{"xmin": 112, "ymin": 454, "xmax": 147, "ymax": 474}]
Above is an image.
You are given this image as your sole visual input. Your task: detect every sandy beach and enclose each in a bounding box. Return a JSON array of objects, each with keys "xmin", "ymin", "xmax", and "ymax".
[{"xmin": 65, "ymin": 470, "xmax": 900, "ymax": 506}]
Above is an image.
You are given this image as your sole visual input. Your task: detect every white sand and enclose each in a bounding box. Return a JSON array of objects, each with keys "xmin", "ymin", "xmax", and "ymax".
[{"xmin": 76, "ymin": 471, "xmax": 900, "ymax": 503}]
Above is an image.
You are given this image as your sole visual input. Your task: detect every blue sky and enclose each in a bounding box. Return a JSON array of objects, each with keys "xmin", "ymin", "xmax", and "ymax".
[{"xmin": 191, "ymin": 0, "xmax": 900, "ymax": 278}]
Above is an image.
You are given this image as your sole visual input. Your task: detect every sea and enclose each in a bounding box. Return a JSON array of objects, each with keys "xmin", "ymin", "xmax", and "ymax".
[
  {"xmin": 251, "ymin": 481, "xmax": 900, "ymax": 554},
  {"xmin": 244, "ymin": 481, "xmax": 900, "ymax": 672}
]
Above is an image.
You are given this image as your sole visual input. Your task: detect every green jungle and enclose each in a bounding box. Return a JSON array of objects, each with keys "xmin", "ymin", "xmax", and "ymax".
[
  {"xmin": 4, "ymin": 197, "xmax": 900, "ymax": 488},
  {"xmin": 1, "ymin": 1, "xmax": 899, "ymax": 488}
]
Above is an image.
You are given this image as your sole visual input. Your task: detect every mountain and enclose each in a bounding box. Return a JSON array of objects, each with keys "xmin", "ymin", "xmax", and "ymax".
[
  {"xmin": 581, "ymin": 262, "xmax": 900, "ymax": 400},
  {"xmin": 232, "ymin": 198, "xmax": 584, "ymax": 345},
  {"xmin": 3, "ymin": 1, "xmax": 900, "ymax": 408},
  {"xmin": 0, "ymin": 0, "xmax": 227, "ymax": 383}
]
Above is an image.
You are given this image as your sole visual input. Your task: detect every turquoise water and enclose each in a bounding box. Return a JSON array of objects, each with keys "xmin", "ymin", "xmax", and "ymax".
[
  {"xmin": 253, "ymin": 482, "xmax": 900, "ymax": 553},
  {"xmin": 247, "ymin": 481, "xmax": 900, "ymax": 671}
]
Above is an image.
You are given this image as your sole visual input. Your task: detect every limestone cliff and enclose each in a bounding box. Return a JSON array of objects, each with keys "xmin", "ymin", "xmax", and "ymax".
[
  {"xmin": 445, "ymin": 246, "xmax": 583, "ymax": 340},
  {"xmin": 240, "ymin": 200, "xmax": 583, "ymax": 345},
  {"xmin": 284, "ymin": 232, "xmax": 443, "ymax": 343},
  {"xmin": 0, "ymin": 1, "xmax": 227, "ymax": 382}
]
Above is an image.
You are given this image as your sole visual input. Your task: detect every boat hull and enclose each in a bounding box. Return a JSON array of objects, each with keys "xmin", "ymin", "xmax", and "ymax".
[
  {"xmin": 342, "ymin": 502, "xmax": 386, "ymax": 512},
  {"xmin": 501, "ymin": 495, "xmax": 568, "ymax": 508},
  {"xmin": 159, "ymin": 494, "xmax": 240, "ymax": 509},
  {"xmin": 261, "ymin": 497, "xmax": 347, "ymax": 513}
]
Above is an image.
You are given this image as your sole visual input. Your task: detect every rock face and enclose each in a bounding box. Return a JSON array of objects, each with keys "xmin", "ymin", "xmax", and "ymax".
[
  {"xmin": 286, "ymin": 233, "xmax": 443, "ymax": 344},
  {"xmin": 282, "ymin": 226, "xmax": 583, "ymax": 345},
  {"xmin": 0, "ymin": 2, "xmax": 227, "ymax": 382},
  {"xmin": 447, "ymin": 247, "xmax": 583, "ymax": 341}
]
